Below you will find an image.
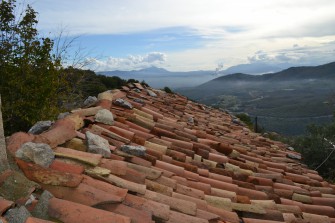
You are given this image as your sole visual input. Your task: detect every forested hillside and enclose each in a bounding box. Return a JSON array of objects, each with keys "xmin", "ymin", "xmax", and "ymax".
[{"xmin": 178, "ymin": 62, "xmax": 335, "ymax": 135}]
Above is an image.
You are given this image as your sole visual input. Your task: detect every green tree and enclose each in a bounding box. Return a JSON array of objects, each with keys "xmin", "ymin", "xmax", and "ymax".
[
  {"xmin": 60, "ymin": 67, "xmax": 127, "ymax": 102},
  {"xmin": 292, "ymin": 121, "xmax": 335, "ymax": 180},
  {"xmin": 235, "ymin": 113, "xmax": 253, "ymax": 129},
  {"xmin": 0, "ymin": 0, "xmax": 65, "ymax": 135},
  {"xmin": 163, "ymin": 86, "xmax": 173, "ymax": 94}
]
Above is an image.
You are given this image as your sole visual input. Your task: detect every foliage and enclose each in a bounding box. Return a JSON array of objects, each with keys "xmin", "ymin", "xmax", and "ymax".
[
  {"xmin": 0, "ymin": 0, "xmax": 66, "ymax": 135},
  {"xmin": 235, "ymin": 113, "xmax": 253, "ymax": 129},
  {"xmin": 126, "ymin": 79, "xmax": 139, "ymax": 84},
  {"xmin": 0, "ymin": 0, "xmax": 143, "ymax": 136},
  {"xmin": 61, "ymin": 67, "xmax": 127, "ymax": 99},
  {"xmin": 140, "ymin": 80, "xmax": 149, "ymax": 87},
  {"xmin": 163, "ymin": 86, "xmax": 173, "ymax": 94},
  {"xmin": 291, "ymin": 119, "xmax": 335, "ymax": 180}
]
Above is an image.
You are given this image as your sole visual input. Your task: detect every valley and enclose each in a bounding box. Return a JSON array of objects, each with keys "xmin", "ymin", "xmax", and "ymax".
[{"xmin": 177, "ymin": 62, "xmax": 335, "ymax": 135}]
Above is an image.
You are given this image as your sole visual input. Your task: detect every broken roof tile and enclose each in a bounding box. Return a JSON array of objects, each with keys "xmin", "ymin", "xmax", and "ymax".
[
  {"xmin": 0, "ymin": 170, "xmax": 39, "ymax": 202},
  {"xmin": 33, "ymin": 116, "xmax": 81, "ymax": 148},
  {"xmin": 49, "ymin": 159, "xmax": 85, "ymax": 175},
  {"xmin": 6, "ymin": 132, "xmax": 35, "ymax": 156},
  {"xmin": 16, "ymin": 159, "xmax": 83, "ymax": 187}
]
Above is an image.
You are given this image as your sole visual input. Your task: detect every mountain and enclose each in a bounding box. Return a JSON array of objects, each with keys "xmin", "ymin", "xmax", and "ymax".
[
  {"xmin": 99, "ymin": 66, "xmax": 215, "ymax": 88},
  {"xmin": 102, "ymin": 66, "xmax": 170, "ymax": 76},
  {"xmin": 218, "ymin": 62, "xmax": 288, "ymax": 75},
  {"xmin": 177, "ymin": 62, "xmax": 335, "ymax": 136},
  {"xmin": 212, "ymin": 61, "xmax": 335, "ymax": 83}
]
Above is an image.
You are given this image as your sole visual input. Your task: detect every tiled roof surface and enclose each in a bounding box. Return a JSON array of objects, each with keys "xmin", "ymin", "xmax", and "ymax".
[{"xmin": 1, "ymin": 84, "xmax": 335, "ymax": 223}]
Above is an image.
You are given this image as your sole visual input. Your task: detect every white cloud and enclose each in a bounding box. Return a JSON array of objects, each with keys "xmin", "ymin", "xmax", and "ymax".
[
  {"xmin": 29, "ymin": 0, "xmax": 335, "ymax": 71},
  {"xmin": 247, "ymin": 41, "xmax": 335, "ymax": 66},
  {"xmin": 88, "ymin": 52, "xmax": 167, "ymax": 71},
  {"xmin": 32, "ymin": 0, "xmax": 335, "ymax": 37},
  {"xmin": 164, "ymin": 35, "xmax": 335, "ymax": 71}
]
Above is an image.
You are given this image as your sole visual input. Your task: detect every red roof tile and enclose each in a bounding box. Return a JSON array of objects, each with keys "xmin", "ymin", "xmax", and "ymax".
[
  {"xmin": 123, "ymin": 193, "xmax": 170, "ymax": 221},
  {"xmin": 54, "ymin": 146, "xmax": 102, "ymax": 166},
  {"xmin": 42, "ymin": 182, "xmax": 124, "ymax": 206},
  {"xmin": 48, "ymin": 197, "xmax": 131, "ymax": 223},
  {"xmin": 25, "ymin": 217, "xmax": 54, "ymax": 223},
  {"xmin": 49, "ymin": 159, "xmax": 85, "ymax": 175},
  {"xmin": 97, "ymin": 203, "xmax": 154, "ymax": 223},
  {"xmin": 3, "ymin": 83, "xmax": 335, "ymax": 223},
  {"xmin": 16, "ymin": 159, "xmax": 83, "ymax": 187},
  {"xmin": 0, "ymin": 198, "xmax": 14, "ymax": 215}
]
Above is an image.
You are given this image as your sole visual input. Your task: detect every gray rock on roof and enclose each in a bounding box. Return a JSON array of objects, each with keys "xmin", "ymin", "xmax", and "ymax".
[{"xmin": 15, "ymin": 142, "xmax": 55, "ymax": 167}]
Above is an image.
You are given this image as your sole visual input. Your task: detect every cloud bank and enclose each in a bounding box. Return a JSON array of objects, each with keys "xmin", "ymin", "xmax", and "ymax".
[
  {"xmin": 88, "ymin": 52, "xmax": 167, "ymax": 71},
  {"xmin": 31, "ymin": 0, "xmax": 335, "ymax": 71},
  {"xmin": 248, "ymin": 41, "xmax": 335, "ymax": 66}
]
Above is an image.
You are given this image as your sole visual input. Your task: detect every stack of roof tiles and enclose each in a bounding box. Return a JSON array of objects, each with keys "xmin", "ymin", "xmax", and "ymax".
[{"xmin": 1, "ymin": 83, "xmax": 335, "ymax": 223}]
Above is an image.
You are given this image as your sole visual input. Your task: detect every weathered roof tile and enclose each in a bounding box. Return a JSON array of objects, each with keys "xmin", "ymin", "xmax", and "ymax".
[
  {"xmin": 42, "ymin": 182, "xmax": 124, "ymax": 206},
  {"xmin": 123, "ymin": 193, "xmax": 170, "ymax": 221},
  {"xmin": 0, "ymin": 198, "xmax": 14, "ymax": 215},
  {"xmin": 142, "ymin": 189, "xmax": 197, "ymax": 216},
  {"xmin": 16, "ymin": 159, "xmax": 83, "ymax": 187},
  {"xmin": 54, "ymin": 147, "xmax": 102, "ymax": 166},
  {"xmin": 48, "ymin": 197, "xmax": 131, "ymax": 223},
  {"xmin": 4, "ymin": 83, "xmax": 335, "ymax": 223}
]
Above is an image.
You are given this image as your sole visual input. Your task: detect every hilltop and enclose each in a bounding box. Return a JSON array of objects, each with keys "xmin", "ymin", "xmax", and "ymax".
[{"xmin": 177, "ymin": 62, "xmax": 335, "ymax": 135}]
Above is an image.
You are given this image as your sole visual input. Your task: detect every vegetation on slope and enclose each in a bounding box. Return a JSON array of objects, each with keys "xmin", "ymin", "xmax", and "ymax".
[
  {"xmin": 290, "ymin": 117, "xmax": 335, "ymax": 181},
  {"xmin": 178, "ymin": 66, "xmax": 335, "ymax": 135},
  {"xmin": 0, "ymin": 1, "xmax": 130, "ymax": 135}
]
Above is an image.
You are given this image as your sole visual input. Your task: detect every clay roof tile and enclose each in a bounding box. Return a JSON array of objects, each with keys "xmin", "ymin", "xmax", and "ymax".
[{"xmin": 4, "ymin": 84, "xmax": 335, "ymax": 223}]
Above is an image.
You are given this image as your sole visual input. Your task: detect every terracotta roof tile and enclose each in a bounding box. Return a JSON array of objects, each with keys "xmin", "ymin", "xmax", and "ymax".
[
  {"xmin": 196, "ymin": 208, "xmax": 220, "ymax": 221},
  {"xmin": 206, "ymin": 205, "xmax": 240, "ymax": 223},
  {"xmin": 145, "ymin": 189, "xmax": 198, "ymax": 215},
  {"xmin": 104, "ymin": 173, "xmax": 146, "ymax": 194},
  {"xmin": 54, "ymin": 146, "xmax": 102, "ymax": 166},
  {"xmin": 97, "ymin": 203, "xmax": 154, "ymax": 223},
  {"xmin": 25, "ymin": 217, "xmax": 54, "ymax": 223},
  {"xmin": 172, "ymin": 192, "xmax": 207, "ymax": 210},
  {"xmin": 16, "ymin": 159, "xmax": 83, "ymax": 187},
  {"xmin": 166, "ymin": 210, "xmax": 208, "ymax": 223},
  {"xmin": 123, "ymin": 193, "xmax": 170, "ymax": 221},
  {"xmin": 145, "ymin": 179, "xmax": 173, "ymax": 196},
  {"xmin": 42, "ymin": 182, "xmax": 124, "ymax": 206},
  {"xmin": 175, "ymin": 183, "xmax": 205, "ymax": 199},
  {"xmin": 33, "ymin": 116, "xmax": 81, "ymax": 148},
  {"xmin": 242, "ymin": 218, "xmax": 285, "ymax": 223},
  {"xmin": 4, "ymin": 84, "xmax": 335, "ymax": 223},
  {"xmin": 49, "ymin": 159, "xmax": 85, "ymax": 175},
  {"xmin": 0, "ymin": 198, "xmax": 14, "ymax": 215},
  {"xmin": 48, "ymin": 197, "xmax": 131, "ymax": 223}
]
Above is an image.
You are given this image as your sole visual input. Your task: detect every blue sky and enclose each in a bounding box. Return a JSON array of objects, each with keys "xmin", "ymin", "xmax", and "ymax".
[
  {"xmin": 78, "ymin": 27, "xmax": 206, "ymax": 57},
  {"xmin": 28, "ymin": 0, "xmax": 335, "ymax": 71}
]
